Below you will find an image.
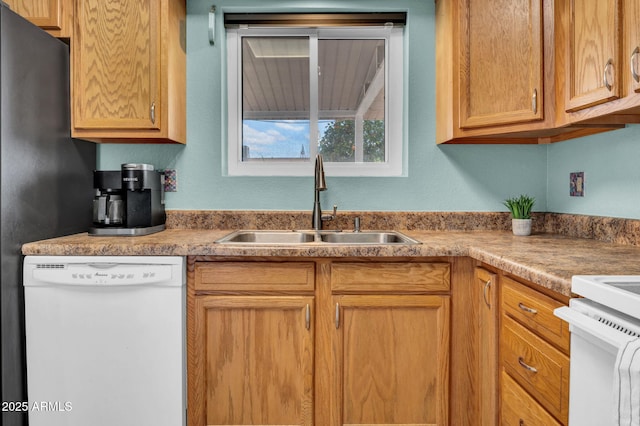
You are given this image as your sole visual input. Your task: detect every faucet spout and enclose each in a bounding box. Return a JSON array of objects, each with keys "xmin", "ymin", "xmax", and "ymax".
[
  {"xmin": 312, "ymin": 154, "xmax": 326, "ymax": 230},
  {"xmin": 312, "ymin": 154, "xmax": 337, "ymax": 230},
  {"xmin": 315, "ymin": 154, "xmax": 327, "ymax": 191}
]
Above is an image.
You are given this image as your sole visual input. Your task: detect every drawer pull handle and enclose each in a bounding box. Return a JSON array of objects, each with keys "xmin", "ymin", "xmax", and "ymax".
[
  {"xmin": 518, "ymin": 357, "xmax": 538, "ymax": 373},
  {"xmin": 335, "ymin": 303, "xmax": 340, "ymax": 329},
  {"xmin": 483, "ymin": 280, "xmax": 491, "ymax": 308},
  {"xmin": 518, "ymin": 302, "xmax": 537, "ymax": 314},
  {"xmin": 519, "ymin": 420, "xmax": 525, "ymax": 426},
  {"xmin": 305, "ymin": 304, "xmax": 310, "ymax": 330}
]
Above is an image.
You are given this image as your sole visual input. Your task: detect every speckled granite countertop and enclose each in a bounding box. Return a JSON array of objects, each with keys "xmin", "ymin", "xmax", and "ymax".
[{"xmin": 21, "ymin": 229, "xmax": 640, "ymax": 297}]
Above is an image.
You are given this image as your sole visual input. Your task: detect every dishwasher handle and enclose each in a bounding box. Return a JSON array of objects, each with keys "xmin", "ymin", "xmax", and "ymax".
[{"xmin": 554, "ymin": 306, "xmax": 637, "ymax": 350}]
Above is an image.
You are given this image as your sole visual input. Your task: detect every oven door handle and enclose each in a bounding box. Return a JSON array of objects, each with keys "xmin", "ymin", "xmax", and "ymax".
[{"xmin": 554, "ymin": 306, "xmax": 637, "ymax": 349}]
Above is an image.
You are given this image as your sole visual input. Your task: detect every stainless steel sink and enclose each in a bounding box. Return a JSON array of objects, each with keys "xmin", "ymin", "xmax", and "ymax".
[
  {"xmin": 319, "ymin": 231, "xmax": 420, "ymax": 244},
  {"xmin": 215, "ymin": 230, "xmax": 420, "ymax": 245},
  {"xmin": 215, "ymin": 230, "xmax": 316, "ymax": 244}
]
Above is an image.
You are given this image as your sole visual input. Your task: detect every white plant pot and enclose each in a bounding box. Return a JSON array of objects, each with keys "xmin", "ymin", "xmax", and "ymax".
[{"xmin": 512, "ymin": 218, "xmax": 532, "ymax": 236}]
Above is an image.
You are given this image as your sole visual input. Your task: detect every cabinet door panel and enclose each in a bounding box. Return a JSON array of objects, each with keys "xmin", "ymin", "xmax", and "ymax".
[
  {"xmin": 566, "ymin": 0, "xmax": 622, "ymax": 111},
  {"xmin": 331, "ymin": 295, "xmax": 449, "ymax": 426},
  {"xmin": 476, "ymin": 267, "xmax": 498, "ymax": 426},
  {"xmin": 459, "ymin": 0, "xmax": 543, "ymax": 128},
  {"xmin": 5, "ymin": 0, "xmax": 71, "ymax": 38},
  {"xmin": 73, "ymin": 0, "xmax": 160, "ymax": 130},
  {"xmin": 627, "ymin": 0, "xmax": 640, "ymax": 94},
  {"xmin": 192, "ymin": 296, "xmax": 314, "ymax": 426},
  {"xmin": 7, "ymin": 0, "xmax": 56, "ymax": 26}
]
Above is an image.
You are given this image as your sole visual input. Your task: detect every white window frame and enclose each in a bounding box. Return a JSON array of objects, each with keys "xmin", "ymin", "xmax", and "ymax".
[{"xmin": 226, "ymin": 26, "xmax": 405, "ymax": 177}]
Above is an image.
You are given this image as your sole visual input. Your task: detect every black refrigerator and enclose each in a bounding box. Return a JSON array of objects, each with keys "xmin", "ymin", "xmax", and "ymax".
[{"xmin": 0, "ymin": 4, "xmax": 96, "ymax": 425}]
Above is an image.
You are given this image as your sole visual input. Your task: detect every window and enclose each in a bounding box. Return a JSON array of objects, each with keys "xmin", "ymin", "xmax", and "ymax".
[{"xmin": 225, "ymin": 14, "xmax": 405, "ymax": 176}]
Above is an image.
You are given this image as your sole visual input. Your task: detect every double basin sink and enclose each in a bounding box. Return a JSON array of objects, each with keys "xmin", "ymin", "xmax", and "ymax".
[{"xmin": 215, "ymin": 230, "xmax": 420, "ymax": 245}]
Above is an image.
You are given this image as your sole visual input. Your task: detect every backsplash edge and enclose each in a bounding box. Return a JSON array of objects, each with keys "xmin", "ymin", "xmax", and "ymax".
[{"xmin": 166, "ymin": 210, "xmax": 640, "ymax": 247}]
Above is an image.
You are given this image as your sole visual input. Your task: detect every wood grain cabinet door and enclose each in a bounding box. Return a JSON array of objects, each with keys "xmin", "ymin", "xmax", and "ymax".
[
  {"xmin": 476, "ymin": 267, "xmax": 498, "ymax": 426},
  {"xmin": 5, "ymin": 0, "xmax": 72, "ymax": 38},
  {"xmin": 459, "ymin": 0, "xmax": 544, "ymax": 128},
  {"xmin": 191, "ymin": 296, "xmax": 314, "ymax": 426},
  {"xmin": 331, "ymin": 295, "xmax": 450, "ymax": 426},
  {"xmin": 626, "ymin": 0, "xmax": 640, "ymax": 94},
  {"xmin": 73, "ymin": 0, "xmax": 161, "ymax": 131},
  {"xmin": 565, "ymin": 0, "xmax": 622, "ymax": 112}
]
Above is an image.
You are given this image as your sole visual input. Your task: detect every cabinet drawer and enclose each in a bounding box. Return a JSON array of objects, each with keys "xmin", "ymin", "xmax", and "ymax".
[
  {"xmin": 502, "ymin": 276, "xmax": 570, "ymax": 353},
  {"xmin": 195, "ymin": 262, "xmax": 315, "ymax": 292},
  {"xmin": 501, "ymin": 371, "xmax": 562, "ymax": 426},
  {"xmin": 331, "ymin": 262, "xmax": 450, "ymax": 293},
  {"xmin": 502, "ymin": 316, "xmax": 569, "ymax": 424}
]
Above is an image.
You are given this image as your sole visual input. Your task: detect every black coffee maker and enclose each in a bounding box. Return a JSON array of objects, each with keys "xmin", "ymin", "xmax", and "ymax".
[{"xmin": 90, "ymin": 163, "xmax": 166, "ymax": 236}]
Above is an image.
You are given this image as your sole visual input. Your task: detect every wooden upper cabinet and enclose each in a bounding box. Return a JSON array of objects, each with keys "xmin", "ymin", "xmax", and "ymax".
[
  {"xmin": 436, "ymin": 0, "xmax": 623, "ymax": 144},
  {"xmin": 459, "ymin": 0, "xmax": 544, "ymax": 128},
  {"xmin": 5, "ymin": 0, "xmax": 72, "ymax": 38},
  {"xmin": 626, "ymin": 0, "xmax": 640, "ymax": 94},
  {"xmin": 74, "ymin": 0, "xmax": 160, "ymax": 131},
  {"xmin": 561, "ymin": 0, "xmax": 640, "ymax": 123},
  {"xmin": 72, "ymin": 0, "xmax": 186, "ymax": 144},
  {"xmin": 565, "ymin": 0, "xmax": 622, "ymax": 112}
]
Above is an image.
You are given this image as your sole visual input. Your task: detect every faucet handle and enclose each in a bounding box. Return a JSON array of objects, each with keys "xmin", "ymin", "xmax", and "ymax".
[
  {"xmin": 322, "ymin": 205, "xmax": 337, "ymax": 222},
  {"xmin": 354, "ymin": 216, "xmax": 361, "ymax": 232}
]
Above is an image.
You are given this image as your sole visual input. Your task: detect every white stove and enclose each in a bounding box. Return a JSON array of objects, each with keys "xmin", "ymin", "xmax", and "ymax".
[
  {"xmin": 572, "ymin": 275, "xmax": 640, "ymax": 320},
  {"xmin": 555, "ymin": 276, "xmax": 640, "ymax": 426}
]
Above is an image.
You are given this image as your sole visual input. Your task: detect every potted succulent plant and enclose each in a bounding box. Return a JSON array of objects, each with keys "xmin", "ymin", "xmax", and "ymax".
[{"xmin": 503, "ymin": 194, "xmax": 535, "ymax": 236}]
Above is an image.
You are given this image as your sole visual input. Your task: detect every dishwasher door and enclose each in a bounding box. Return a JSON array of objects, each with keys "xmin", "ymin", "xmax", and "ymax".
[
  {"xmin": 555, "ymin": 299, "xmax": 640, "ymax": 426},
  {"xmin": 23, "ymin": 256, "xmax": 185, "ymax": 426}
]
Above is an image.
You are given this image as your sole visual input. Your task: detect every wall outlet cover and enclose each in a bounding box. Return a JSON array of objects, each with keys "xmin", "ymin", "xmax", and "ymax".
[
  {"xmin": 570, "ymin": 172, "xmax": 584, "ymax": 197},
  {"xmin": 163, "ymin": 169, "xmax": 177, "ymax": 192}
]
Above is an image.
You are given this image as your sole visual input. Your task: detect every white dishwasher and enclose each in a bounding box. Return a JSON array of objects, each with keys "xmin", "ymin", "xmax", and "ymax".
[{"xmin": 23, "ymin": 256, "xmax": 186, "ymax": 426}]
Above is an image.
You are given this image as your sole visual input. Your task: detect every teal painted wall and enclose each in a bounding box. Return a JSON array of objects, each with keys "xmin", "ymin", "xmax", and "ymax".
[
  {"xmin": 547, "ymin": 125, "xmax": 640, "ymax": 219},
  {"xmin": 98, "ymin": 0, "xmax": 549, "ymax": 212}
]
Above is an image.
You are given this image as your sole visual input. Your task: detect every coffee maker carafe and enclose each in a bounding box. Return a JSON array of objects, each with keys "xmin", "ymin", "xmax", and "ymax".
[
  {"xmin": 92, "ymin": 171, "xmax": 124, "ymax": 226},
  {"xmin": 90, "ymin": 163, "xmax": 166, "ymax": 236}
]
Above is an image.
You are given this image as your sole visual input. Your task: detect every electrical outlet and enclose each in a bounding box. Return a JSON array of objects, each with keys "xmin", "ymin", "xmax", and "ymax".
[
  {"xmin": 570, "ymin": 172, "xmax": 584, "ymax": 197},
  {"xmin": 163, "ymin": 169, "xmax": 177, "ymax": 192}
]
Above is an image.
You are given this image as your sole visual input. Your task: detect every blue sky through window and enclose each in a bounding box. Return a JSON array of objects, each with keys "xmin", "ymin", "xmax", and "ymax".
[{"xmin": 242, "ymin": 119, "xmax": 333, "ymax": 159}]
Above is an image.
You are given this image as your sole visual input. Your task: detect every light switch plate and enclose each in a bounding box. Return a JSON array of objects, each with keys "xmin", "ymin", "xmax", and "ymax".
[{"xmin": 570, "ymin": 172, "xmax": 584, "ymax": 197}]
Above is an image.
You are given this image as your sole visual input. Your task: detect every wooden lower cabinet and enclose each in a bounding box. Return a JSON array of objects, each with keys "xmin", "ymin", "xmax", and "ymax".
[
  {"xmin": 475, "ymin": 267, "xmax": 499, "ymax": 426},
  {"xmin": 187, "ymin": 258, "xmax": 451, "ymax": 426},
  {"xmin": 331, "ymin": 294, "xmax": 450, "ymax": 425},
  {"xmin": 191, "ymin": 296, "xmax": 315, "ymax": 426},
  {"xmin": 188, "ymin": 258, "xmax": 573, "ymax": 425}
]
